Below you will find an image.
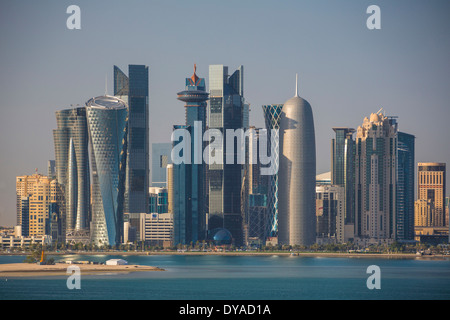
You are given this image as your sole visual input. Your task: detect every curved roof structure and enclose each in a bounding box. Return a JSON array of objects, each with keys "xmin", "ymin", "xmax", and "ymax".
[{"xmin": 86, "ymin": 95, "xmax": 127, "ymax": 109}]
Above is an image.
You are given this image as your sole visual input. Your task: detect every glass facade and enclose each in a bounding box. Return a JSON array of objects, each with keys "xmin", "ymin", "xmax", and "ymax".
[
  {"xmin": 151, "ymin": 143, "xmax": 172, "ymax": 187},
  {"xmin": 173, "ymin": 65, "xmax": 209, "ymax": 245},
  {"xmin": 262, "ymin": 104, "xmax": 283, "ymax": 238},
  {"xmin": 331, "ymin": 127, "xmax": 355, "ymax": 225},
  {"xmin": 114, "ymin": 65, "xmax": 149, "ymax": 215},
  {"xmin": 208, "ymin": 65, "xmax": 245, "ymax": 246},
  {"xmin": 396, "ymin": 132, "xmax": 415, "ymax": 241},
  {"xmin": 86, "ymin": 96, "xmax": 128, "ymax": 246},
  {"xmin": 53, "ymin": 107, "xmax": 90, "ymax": 235}
]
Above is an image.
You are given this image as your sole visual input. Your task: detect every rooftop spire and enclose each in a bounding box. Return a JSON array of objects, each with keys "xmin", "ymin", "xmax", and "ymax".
[
  {"xmin": 190, "ymin": 63, "xmax": 199, "ymax": 85},
  {"xmin": 295, "ymin": 73, "xmax": 299, "ymax": 97}
]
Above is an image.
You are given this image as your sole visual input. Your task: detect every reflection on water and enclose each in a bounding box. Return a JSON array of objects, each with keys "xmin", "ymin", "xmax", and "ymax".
[{"xmin": 0, "ymin": 254, "xmax": 449, "ymax": 300}]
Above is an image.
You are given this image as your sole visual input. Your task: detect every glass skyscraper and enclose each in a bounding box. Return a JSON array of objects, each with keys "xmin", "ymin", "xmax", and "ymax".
[
  {"xmin": 396, "ymin": 131, "xmax": 415, "ymax": 241},
  {"xmin": 208, "ymin": 64, "xmax": 245, "ymax": 246},
  {"xmin": 114, "ymin": 65, "xmax": 149, "ymax": 215},
  {"xmin": 86, "ymin": 95, "xmax": 128, "ymax": 247},
  {"xmin": 53, "ymin": 107, "xmax": 90, "ymax": 240},
  {"xmin": 262, "ymin": 104, "xmax": 283, "ymax": 239},
  {"xmin": 173, "ymin": 65, "xmax": 209, "ymax": 245},
  {"xmin": 331, "ymin": 127, "xmax": 355, "ymax": 225}
]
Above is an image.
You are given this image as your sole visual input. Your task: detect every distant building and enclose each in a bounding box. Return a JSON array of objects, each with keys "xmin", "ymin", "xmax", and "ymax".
[
  {"xmin": 167, "ymin": 164, "xmax": 173, "ymax": 214},
  {"xmin": 316, "ymin": 172, "xmax": 331, "ymax": 186},
  {"xmin": 16, "ymin": 174, "xmax": 64, "ymax": 241},
  {"xmin": 416, "ymin": 163, "xmax": 446, "ymax": 227},
  {"xmin": 316, "ymin": 185, "xmax": 345, "ymax": 244},
  {"xmin": 124, "ymin": 212, "xmax": 173, "ymax": 247},
  {"xmin": 149, "ymin": 187, "xmax": 168, "ymax": 214},
  {"xmin": 47, "ymin": 160, "xmax": 56, "ymax": 180},
  {"xmin": 151, "ymin": 143, "xmax": 172, "ymax": 187}
]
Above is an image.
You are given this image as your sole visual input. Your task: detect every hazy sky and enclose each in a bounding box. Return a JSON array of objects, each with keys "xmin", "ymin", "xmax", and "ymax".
[{"xmin": 0, "ymin": 0, "xmax": 449, "ymax": 226}]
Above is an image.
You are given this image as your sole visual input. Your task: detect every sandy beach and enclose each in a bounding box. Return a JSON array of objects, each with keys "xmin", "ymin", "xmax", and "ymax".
[{"xmin": 0, "ymin": 262, "xmax": 164, "ymax": 277}]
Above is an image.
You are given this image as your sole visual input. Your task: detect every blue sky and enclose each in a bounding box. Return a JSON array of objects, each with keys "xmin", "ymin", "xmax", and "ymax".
[{"xmin": 0, "ymin": 0, "xmax": 449, "ymax": 226}]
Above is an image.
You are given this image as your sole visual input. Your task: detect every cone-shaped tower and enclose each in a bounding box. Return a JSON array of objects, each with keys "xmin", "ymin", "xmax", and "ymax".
[{"xmin": 278, "ymin": 74, "xmax": 316, "ymax": 246}]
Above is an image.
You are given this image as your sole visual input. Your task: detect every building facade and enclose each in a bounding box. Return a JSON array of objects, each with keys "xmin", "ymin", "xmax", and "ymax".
[
  {"xmin": 396, "ymin": 131, "xmax": 415, "ymax": 241},
  {"xmin": 149, "ymin": 187, "xmax": 168, "ymax": 214},
  {"xmin": 86, "ymin": 95, "xmax": 128, "ymax": 247},
  {"xmin": 124, "ymin": 212, "xmax": 173, "ymax": 247},
  {"xmin": 278, "ymin": 75, "xmax": 316, "ymax": 246},
  {"xmin": 354, "ymin": 111, "xmax": 397, "ymax": 244},
  {"xmin": 331, "ymin": 127, "xmax": 355, "ymax": 226},
  {"xmin": 151, "ymin": 143, "xmax": 172, "ymax": 187},
  {"xmin": 114, "ymin": 65, "xmax": 150, "ymax": 215},
  {"xmin": 16, "ymin": 174, "xmax": 64, "ymax": 240},
  {"xmin": 262, "ymin": 104, "xmax": 283, "ymax": 239},
  {"xmin": 316, "ymin": 184, "xmax": 345, "ymax": 244},
  {"xmin": 173, "ymin": 65, "xmax": 209, "ymax": 245},
  {"xmin": 415, "ymin": 163, "xmax": 446, "ymax": 228},
  {"xmin": 207, "ymin": 64, "xmax": 246, "ymax": 246},
  {"xmin": 53, "ymin": 107, "xmax": 90, "ymax": 239}
]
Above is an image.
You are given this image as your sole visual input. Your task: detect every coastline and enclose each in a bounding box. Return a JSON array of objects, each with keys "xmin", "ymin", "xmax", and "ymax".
[
  {"xmin": 0, "ymin": 262, "xmax": 164, "ymax": 278},
  {"xmin": 1, "ymin": 250, "xmax": 447, "ymax": 260}
]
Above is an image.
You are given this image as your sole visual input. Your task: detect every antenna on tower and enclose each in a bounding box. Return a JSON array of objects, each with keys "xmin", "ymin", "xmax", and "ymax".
[{"xmin": 295, "ymin": 73, "xmax": 299, "ymax": 97}]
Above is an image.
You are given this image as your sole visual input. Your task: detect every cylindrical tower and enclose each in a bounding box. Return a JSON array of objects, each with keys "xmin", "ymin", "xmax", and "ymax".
[
  {"xmin": 86, "ymin": 95, "xmax": 128, "ymax": 247},
  {"xmin": 278, "ymin": 75, "xmax": 316, "ymax": 246}
]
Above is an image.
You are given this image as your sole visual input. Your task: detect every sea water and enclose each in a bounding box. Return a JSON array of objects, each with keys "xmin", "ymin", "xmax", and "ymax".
[{"xmin": 0, "ymin": 254, "xmax": 449, "ymax": 300}]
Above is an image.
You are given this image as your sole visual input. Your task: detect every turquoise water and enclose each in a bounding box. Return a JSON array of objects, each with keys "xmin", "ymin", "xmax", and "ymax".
[{"xmin": 0, "ymin": 254, "xmax": 449, "ymax": 300}]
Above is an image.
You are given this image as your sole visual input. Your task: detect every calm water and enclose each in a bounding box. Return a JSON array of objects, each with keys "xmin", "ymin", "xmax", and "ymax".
[{"xmin": 0, "ymin": 254, "xmax": 449, "ymax": 300}]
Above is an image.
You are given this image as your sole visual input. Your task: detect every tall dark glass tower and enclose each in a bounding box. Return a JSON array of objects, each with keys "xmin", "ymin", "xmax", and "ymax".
[
  {"xmin": 396, "ymin": 131, "xmax": 415, "ymax": 241},
  {"xmin": 174, "ymin": 65, "xmax": 209, "ymax": 245},
  {"xmin": 114, "ymin": 65, "xmax": 149, "ymax": 214},
  {"xmin": 208, "ymin": 64, "xmax": 245, "ymax": 246},
  {"xmin": 331, "ymin": 127, "xmax": 355, "ymax": 225}
]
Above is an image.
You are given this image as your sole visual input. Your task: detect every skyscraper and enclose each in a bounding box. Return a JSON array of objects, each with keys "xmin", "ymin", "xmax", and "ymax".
[
  {"xmin": 114, "ymin": 65, "xmax": 149, "ymax": 215},
  {"xmin": 53, "ymin": 107, "xmax": 90, "ymax": 240},
  {"xmin": 316, "ymin": 184, "xmax": 345, "ymax": 243},
  {"xmin": 16, "ymin": 173, "xmax": 63, "ymax": 239},
  {"xmin": 262, "ymin": 104, "xmax": 283, "ymax": 239},
  {"xmin": 278, "ymin": 75, "xmax": 316, "ymax": 246},
  {"xmin": 416, "ymin": 162, "xmax": 446, "ymax": 227},
  {"xmin": 396, "ymin": 131, "xmax": 415, "ymax": 241},
  {"xmin": 207, "ymin": 64, "xmax": 245, "ymax": 246},
  {"xmin": 86, "ymin": 95, "xmax": 128, "ymax": 247},
  {"xmin": 331, "ymin": 127, "xmax": 355, "ymax": 226},
  {"xmin": 174, "ymin": 65, "xmax": 209, "ymax": 245},
  {"xmin": 172, "ymin": 124, "xmax": 192, "ymax": 245},
  {"xmin": 354, "ymin": 111, "xmax": 397, "ymax": 243}
]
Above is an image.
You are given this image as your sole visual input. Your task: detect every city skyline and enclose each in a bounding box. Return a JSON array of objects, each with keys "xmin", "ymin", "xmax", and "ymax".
[{"xmin": 1, "ymin": 0, "xmax": 450, "ymax": 226}]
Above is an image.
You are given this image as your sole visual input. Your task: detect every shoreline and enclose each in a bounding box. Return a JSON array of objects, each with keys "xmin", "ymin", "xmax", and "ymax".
[
  {"xmin": 1, "ymin": 251, "xmax": 448, "ymax": 260},
  {"xmin": 0, "ymin": 262, "xmax": 164, "ymax": 278}
]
